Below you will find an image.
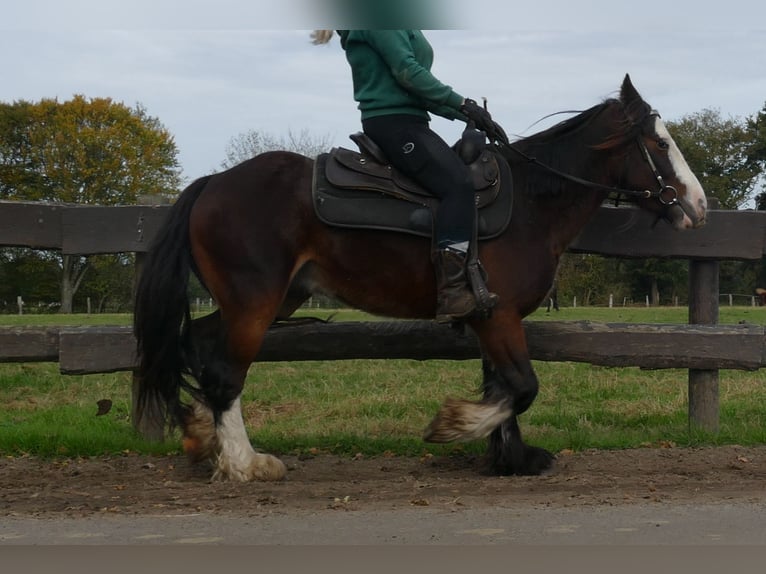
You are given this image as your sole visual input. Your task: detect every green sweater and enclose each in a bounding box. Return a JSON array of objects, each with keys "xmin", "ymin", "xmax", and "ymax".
[{"xmin": 338, "ymin": 30, "xmax": 466, "ymax": 122}]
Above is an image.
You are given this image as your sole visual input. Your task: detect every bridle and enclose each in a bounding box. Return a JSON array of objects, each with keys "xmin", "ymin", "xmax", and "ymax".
[
  {"xmin": 635, "ymin": 113, "xmax": 680, "ymax": 207},
  {"xmin": 494, "ymin": 110, "xmax": 681, "ymax": 210}
]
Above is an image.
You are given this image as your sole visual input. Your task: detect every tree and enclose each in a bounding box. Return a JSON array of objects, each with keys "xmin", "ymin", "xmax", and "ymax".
[
  {"xmin": 666, "ymin": 109, "xmax": 762, "ymax": 209},
  {"xmin": 0, "ymin": 249, "xmax": 60, "ymax": 313},
  {"xmin": 78, "ymin": 254, "xmax": 135, "ymax": 313},
  {"xmin": 556, "ymin": 254, "xmax": 628, "ymax": 306},
  {"xmin": 0, "ymin": 96, "xmax": 182, "ymax": 312},
  {"xmin": 750, "ymin": 102, "xmax": 766, "ymax": 210},
  {"xmin": 745, "ymin": 102, "xmax": 766, "ymax": 289},
  {"xmin": 221, "ymin": 128, "xmax": 331, "ymax": 169},
  {"xmin": 620, "ymin": 258, "xmax": 688, "ymax": 306}
]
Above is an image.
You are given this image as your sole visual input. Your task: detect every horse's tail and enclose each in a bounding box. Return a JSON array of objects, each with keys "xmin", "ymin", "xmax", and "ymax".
[{"xmin": 133, "ymin": 175, "xmax": 212, "ymax": 429}]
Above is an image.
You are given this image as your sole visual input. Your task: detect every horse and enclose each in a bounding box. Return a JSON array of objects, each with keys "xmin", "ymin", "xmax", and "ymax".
[{"xmin": 133, "ymin": 75, "xmax": 707, "ymax": 481}]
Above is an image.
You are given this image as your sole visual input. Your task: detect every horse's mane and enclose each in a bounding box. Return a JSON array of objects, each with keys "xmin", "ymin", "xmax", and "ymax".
[
  {"xmin": 520, "ymin": 102, "xmax": 614, "ymax": 147},
  {"xmin": 501, "ymin": 96, "xmax": 652, "ymax": 197}
]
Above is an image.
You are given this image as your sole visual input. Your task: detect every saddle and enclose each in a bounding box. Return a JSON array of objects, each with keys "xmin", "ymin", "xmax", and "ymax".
[{"xmin": 312, "ymin": 132, "xmax": 513, "ymax": 240}]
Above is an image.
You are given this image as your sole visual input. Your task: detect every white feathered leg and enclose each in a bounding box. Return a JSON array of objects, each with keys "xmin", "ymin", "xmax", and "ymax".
[{"xmin": 183, "ymin": 396, "xmax": 286, "ymax": 482}]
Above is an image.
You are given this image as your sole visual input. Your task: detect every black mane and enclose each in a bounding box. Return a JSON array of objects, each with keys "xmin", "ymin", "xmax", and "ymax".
[{"xmin": 500, "ymin": 96, "xmax": 651, "ymax": 197}]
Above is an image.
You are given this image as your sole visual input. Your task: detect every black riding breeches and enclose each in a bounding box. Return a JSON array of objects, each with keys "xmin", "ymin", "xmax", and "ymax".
[{"xmin": 362, "ymin": 114, "xmax": 475, "ymax": 247}]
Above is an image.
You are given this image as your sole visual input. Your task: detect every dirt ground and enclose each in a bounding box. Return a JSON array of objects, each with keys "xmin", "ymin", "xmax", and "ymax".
[{"xmin": 1, "ymin": 445, "xmax": 764, "ymax": 518}]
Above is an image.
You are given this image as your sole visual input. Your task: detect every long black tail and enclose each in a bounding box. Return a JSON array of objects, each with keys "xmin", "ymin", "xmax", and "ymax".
[{"xmin": 133, "ymin": 175, "xmax": 212, "ymax": 429}]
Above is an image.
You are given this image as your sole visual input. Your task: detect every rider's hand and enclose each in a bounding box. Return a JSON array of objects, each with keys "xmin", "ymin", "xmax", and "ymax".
[{"xmin": 460, "ymin": 98, "xmax": 509, "ymax": 146}]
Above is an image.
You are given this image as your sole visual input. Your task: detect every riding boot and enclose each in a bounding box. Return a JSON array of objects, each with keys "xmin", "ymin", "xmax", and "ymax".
[{"xmin": 433, "ymin": 244, "xmax": 481, "ymax": 323}]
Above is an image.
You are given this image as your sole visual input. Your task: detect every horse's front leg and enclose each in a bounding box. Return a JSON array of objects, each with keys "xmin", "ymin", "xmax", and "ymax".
[
  {"xmin": 481, "ymin": 357, "xmax": 555, "ymax": 475},
  {"xmin": 423, "ymin": 315, "xmax": 554, "ymax": 475}
]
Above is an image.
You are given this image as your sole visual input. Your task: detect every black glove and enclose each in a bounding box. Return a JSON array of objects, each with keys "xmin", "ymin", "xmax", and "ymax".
[
  {"xmin": 461, "ymin": 98, "xmax": 492, "ymax": 130},
  {"xmin": 460, "ymin": 98, "xmax": 509, "ymax": 146}
]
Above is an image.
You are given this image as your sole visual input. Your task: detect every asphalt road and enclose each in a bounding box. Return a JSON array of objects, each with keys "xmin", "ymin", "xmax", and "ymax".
[{"xmin": 2, "ymin": 501, "xmax": 765, "ymax": 545}]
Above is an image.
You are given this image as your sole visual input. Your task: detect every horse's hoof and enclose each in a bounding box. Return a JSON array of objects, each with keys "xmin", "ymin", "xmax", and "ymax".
[
  {"xmin": 251, "ymin": 453, "xmax": 288, "ymax": 481},
  {"xmin": 212, "ymin": 453, "xmax": 287, "ymax": 482},
  {"xmin": 485, "ymin": 445, "xmax": 556, "ymax": 476},
  {"xmin": 524, "ymin": 446, "xmax": 556, "ymax": 475}
]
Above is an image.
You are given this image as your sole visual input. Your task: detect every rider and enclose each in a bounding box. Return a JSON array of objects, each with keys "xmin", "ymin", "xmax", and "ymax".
[{"xmin": 312, "ymin": 29, "xmax": 504, "ymax": 323}]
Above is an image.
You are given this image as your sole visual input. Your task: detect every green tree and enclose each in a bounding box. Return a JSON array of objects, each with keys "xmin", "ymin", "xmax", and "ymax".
[
  {"xmin": 0, "ymin": 249, "xmax": 60, "ymax": 313},
  {"xmin": 750, "ymin": 102, "xmax": 766, "ymax": 210},
  {"xmin": 556, "ymin": 254, "xmax": 627, "ymax": 306},
  {"xmin": 77, "ymin": 254, "xmax": 135, "ymax": 313},
  {"xmin": 746, "ymin": 102, "xmax": 766, "ymax": 289},
  {"xmin": 0, "ymin": 96, "xmax": 182, "ymax": 312},
  {"xmin": 666, "ymin": 109, "xmax": 761, "ymax": 209},
  {"xmin": 620, "ymin": 258, "xmax": 689, "ymax": 306}
]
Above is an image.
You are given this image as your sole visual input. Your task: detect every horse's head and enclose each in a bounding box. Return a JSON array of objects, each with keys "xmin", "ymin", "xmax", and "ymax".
[{"xmin": 615, "ymin": 74, "xmax": 707, "ymax": 230}]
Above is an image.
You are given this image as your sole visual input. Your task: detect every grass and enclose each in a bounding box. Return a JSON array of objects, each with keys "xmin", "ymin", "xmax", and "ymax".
[
  {"xmin": 0, "ymin": 306, "xmax": 764, "ymax": 458},
  {"xmin": 240, "ymin": 359, "xmax": 766, "ymax": 457},
  {"xmin": 2, "ymin": 303, "xmax": 764, "ymax": 326},
  {"xmin": 0, "ymin": 364, "xmax": 171, "ymax": 456},
  {"xmin": 0, "ymin": 313, "xmax": 133, "ymax": 326}
]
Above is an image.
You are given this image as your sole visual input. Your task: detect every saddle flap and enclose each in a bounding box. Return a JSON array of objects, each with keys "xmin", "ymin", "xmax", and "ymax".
[{"xmin": 327, "ymin": 147, "xmax": 429, "ymax": 200}]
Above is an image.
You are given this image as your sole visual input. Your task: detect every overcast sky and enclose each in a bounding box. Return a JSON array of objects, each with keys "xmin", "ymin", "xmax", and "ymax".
[{"xmin": 3, "ymin": 1, "xmax": 766, "ymax": 183}]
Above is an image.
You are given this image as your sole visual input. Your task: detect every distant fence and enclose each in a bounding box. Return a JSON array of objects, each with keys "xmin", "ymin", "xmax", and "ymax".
[{"xmin": 2, "ymin": 199, "xmax": 766, "ymax": 438}]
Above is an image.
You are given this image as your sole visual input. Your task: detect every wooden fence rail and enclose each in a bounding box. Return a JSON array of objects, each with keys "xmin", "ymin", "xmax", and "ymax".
[
  {"xmin": 2, "ymin": 321, "xmax": 765, "ymax": 373},
  {"xmin": 2, "ymin": 200, "xmax": 766, "ymax": 259},
  {"xmin": 2, "ymin": 199, "xmax": 766, "ymax": 436}
]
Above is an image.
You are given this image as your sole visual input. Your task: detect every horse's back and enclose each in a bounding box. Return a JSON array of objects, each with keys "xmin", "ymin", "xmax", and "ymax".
[
  {"xmin": 208, "ymin": 150, "xmax": 314, "ymax": 198},
  {"xmin": 190, "ymin": 150, "xmax": 316, "ymax": 236}
]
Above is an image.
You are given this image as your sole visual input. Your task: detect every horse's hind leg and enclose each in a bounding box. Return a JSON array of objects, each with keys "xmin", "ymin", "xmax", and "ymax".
[
  {"xmin": 184, "ymin": 395, "xmax": 285, "ymax": 482},
  {"xmin": 183, "ymin": 309, "xmax": 286, "ymax": 482}
]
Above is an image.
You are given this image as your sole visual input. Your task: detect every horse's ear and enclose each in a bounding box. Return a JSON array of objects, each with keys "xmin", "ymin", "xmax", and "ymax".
[
  {"xmin": 620, "ymin": 74, "xmax": 641, "ymax": 104},
  {"xmin": 620, "ymin": 74, "xmax": 647, "ymax": 121}
]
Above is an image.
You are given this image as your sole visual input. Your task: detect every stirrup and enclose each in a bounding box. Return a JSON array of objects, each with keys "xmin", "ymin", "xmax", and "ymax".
[{"xmin": 466, "ymin": 260, "xmax": 498, "ymax": 319}]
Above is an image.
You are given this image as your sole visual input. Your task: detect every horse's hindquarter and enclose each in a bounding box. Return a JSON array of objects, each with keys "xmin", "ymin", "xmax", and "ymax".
[{"xmin": 189, "ymin": 152, "xmax": 317, "ymax": 307}]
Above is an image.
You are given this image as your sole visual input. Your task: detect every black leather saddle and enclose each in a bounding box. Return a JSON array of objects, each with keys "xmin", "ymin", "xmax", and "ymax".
[{"xmin": 312, "ymin": 132, "xmax": 513, "ymax": 240}]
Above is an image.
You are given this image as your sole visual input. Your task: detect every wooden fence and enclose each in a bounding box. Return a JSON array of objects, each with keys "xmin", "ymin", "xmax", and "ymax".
[{"xmin": 2, "ymin": 199, "xmax": 766, "ymax": 437}]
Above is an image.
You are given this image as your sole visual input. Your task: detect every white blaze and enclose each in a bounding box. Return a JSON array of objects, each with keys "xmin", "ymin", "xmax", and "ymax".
[{"xmin": 654, "ymin": 117, "xmax": 707, "ymax": 227}]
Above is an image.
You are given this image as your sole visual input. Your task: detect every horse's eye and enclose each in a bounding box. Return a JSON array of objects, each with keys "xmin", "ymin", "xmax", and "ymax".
[{"xmin": 657, "ymin": 139, "xmax": 670, "ymax": 151}]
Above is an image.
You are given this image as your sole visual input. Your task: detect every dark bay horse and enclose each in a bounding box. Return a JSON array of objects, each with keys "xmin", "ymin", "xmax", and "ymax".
[{"xmin": 134, "ymin": 75, "xmax": 707, "ymax": 481}]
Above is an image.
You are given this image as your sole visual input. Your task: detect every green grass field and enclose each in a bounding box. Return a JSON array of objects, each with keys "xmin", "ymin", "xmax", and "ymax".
[
  {"xmin": 2, "ymin": 303, "xmax": 764, "ymax": 325},
  {"xmin": 1, "ymin": 306, "xmax": 764, "ymax": 458}
]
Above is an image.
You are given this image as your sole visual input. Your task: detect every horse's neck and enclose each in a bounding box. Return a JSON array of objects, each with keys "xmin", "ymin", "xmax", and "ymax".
[
  {"xmin": 515, "ymin": 148, "xmax": 610, "ymax": 254},
  {"xmin": 542, "ymin": 188, "xmax": 607, "ymax": 256}
]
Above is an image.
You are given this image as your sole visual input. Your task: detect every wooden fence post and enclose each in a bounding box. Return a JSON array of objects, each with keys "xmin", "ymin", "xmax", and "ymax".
[
  {"xmin": 687, "ymin": 198, "xmax": 721, "ymax": 433},
  {"xmin": 688, "ymin": 258, "xmax": 720, "ymax": 432}
]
